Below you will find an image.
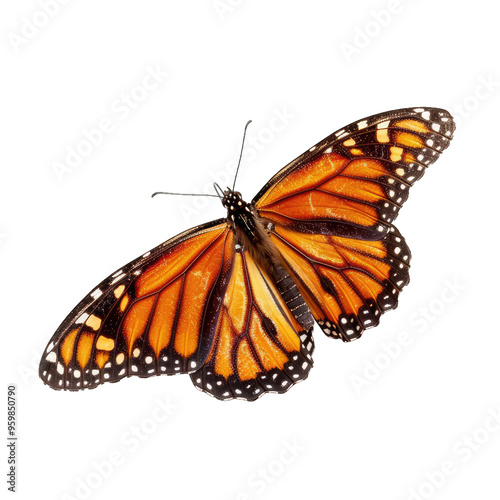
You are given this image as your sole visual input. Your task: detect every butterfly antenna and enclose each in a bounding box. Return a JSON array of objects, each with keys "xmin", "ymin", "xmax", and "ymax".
[
  {"xmin": 213, "ymin": 182, "xmax": 224, "ymax": 199},
  {"xmin": 232, "ymin": 120, "xmax": 252, "ymax": 191},
  {"xmin": 151, "ymin": 191, "xmax": 219, "ymax": 199}
]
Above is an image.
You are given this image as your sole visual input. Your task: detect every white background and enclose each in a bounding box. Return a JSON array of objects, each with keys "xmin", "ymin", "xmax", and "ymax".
[{"xmin": 1, "ymin": 1, "xmax": 499, "ymax": 499}]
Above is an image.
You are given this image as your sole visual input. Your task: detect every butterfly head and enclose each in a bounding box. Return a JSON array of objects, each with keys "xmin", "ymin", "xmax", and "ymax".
[{"xmin": 221, "ymin": 189, "xmax": 245, "ymax": 211}]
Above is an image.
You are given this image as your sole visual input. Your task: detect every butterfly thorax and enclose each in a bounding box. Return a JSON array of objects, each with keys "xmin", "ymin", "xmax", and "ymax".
[{"xmin": 222, "ymin": 189, "xmax": 260, "ymax": 243}]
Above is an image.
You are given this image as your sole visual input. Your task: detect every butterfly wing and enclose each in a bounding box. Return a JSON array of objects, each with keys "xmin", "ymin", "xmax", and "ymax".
[
  {"xmin": 268, "ymin": 224, "xmax": 410, "ymax": 341},
  {"xmin": 253, "ymin": 107, "xmax": 455, "ymax": 340},
  {"xmin": 254, "ymin": 107, "xmax": 454, "ymax": 239},
  {"xmin": 190, "ymin": 244, "xmax": 314, "ymax": 401},
  {"xmin": 39, "ymin": 220, "xmax": 235, "ymax": 390}
]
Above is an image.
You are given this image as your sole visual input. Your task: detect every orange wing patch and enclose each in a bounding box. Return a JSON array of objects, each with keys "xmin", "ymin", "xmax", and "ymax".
[
  {"xmin": 270, "ymin": 224, "xmax": 410, "ymax": 341},
  {"xmin": 76, "ymin": 333, "xmax": 94, "ymax": 371},
  {"xmin": 148, "ymin": 278, "xmax": 183, "ymax": 358},
  {"xmin": 393, "ymin": 119, "xmax": 429, "ymax": 133},
  {"xmin": 256, "ymin": 153, "xmax": 349, "ymax": 208},
  {"xmin": 123, "ymin": 296, "xmax": 156, "ymax": 357},
  {"xmin": 190, "ymin": 247, "xmax": 313, "ymax": 401},
  {"xmin": 95, "ymin": 351, "xmax": 109, "ymax": 370},
  {"xmin": 60, "ymin": 329, "xmax": 78, "ymax": 366}
]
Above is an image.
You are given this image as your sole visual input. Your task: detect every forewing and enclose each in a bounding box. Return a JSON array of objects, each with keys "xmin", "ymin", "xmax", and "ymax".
[
  {"xmin": 254, "ymin": 107, "xmax": 455, "ymax": 240},
  {"xmin": 190, "ymin": 246, "xmax": 314, "ymax": 401},
  {"xmin": 39, "ymin": 220, "xmax": 234, "ymax": 390}
]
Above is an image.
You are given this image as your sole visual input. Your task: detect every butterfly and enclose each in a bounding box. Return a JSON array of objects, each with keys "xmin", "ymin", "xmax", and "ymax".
[{"xmin": 39, "ymin": 107, "xmax": 455, "ymax": 401}]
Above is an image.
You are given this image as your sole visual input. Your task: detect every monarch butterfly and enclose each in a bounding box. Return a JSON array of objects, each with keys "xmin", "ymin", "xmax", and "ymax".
[{"xmin": 39, "ymin": 107, "xmax": 455, "ymax": 401}]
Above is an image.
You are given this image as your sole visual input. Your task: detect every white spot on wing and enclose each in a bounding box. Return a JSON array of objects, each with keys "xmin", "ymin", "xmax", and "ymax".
[
  {"xmin": 45, "ymin": 351, "xmax": 57, "ymax": 363},
  {"xmin": 76, "ymin": 313, "xmax": 89, "ymax": 324},
  {"xmin": 111, "ymin": 273, "xmax": 125, "ymax": 285}
]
